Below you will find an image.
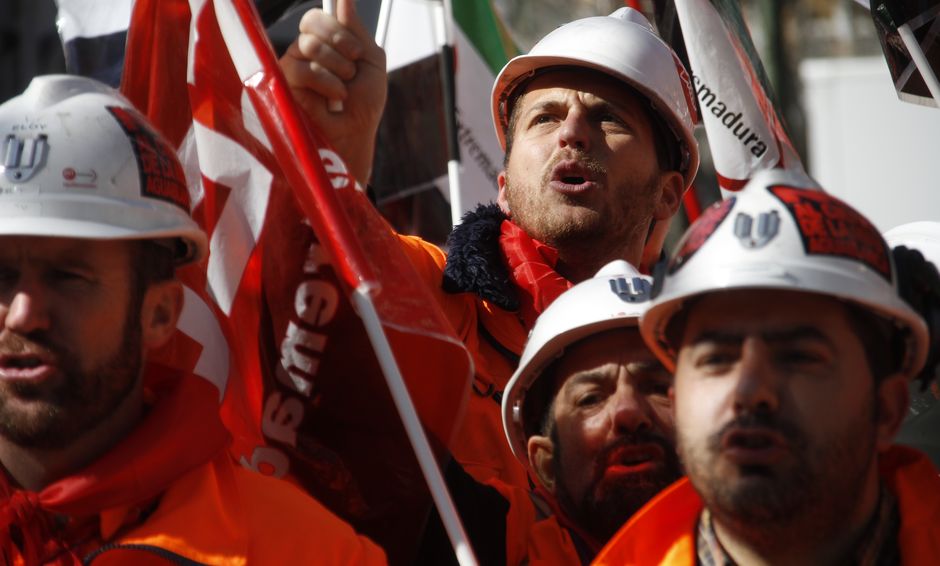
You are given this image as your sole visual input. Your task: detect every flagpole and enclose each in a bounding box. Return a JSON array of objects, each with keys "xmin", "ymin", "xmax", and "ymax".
[
  {"xmin": 897, "ymin": 22, "xmax": 940, "ymax": 107},
  {"xmin": 436, "ymin": 0, "xmax": 463, "ymax": 226},
  {"xmin": 352, "ymin": 285, "xmax": 480, "ymax": 566},
  {"xmin": 375, "ymin": 0, "xmax": 393, "ymax": 47},
  {"xmin": 322, "ymin": 0, "xmax": 344, "ymax": 112}
]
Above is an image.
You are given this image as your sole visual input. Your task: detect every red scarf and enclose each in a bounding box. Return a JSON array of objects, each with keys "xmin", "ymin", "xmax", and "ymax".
[
  {"xmin": 0, "ymin": 365, "xmax": 228, "ymax": 564},
  {"xmin": 499, "ymin": 220, "xmax": 574, "ymax": 328}
]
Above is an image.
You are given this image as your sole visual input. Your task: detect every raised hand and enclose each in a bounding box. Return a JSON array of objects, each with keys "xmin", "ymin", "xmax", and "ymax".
[{"xmin": 280, "ymin": 0, "xmax": 387, "ymax": 184}]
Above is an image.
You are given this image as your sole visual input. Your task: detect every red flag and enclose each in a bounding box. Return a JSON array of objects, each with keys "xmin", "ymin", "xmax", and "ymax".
[{"xmin": 122, "ymin": 0, "xmax": 474, "ymax": 562}]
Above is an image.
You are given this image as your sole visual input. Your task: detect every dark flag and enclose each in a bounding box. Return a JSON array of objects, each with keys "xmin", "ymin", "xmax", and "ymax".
[{"xmin": 869, "ymin": 0, "xmax": 940, "ymax": 108}]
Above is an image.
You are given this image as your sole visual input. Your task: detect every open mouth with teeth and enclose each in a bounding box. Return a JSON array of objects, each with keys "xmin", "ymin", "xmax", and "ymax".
[
  {"xmin": 0, "ymin": 353, "xmax": 56, "ymax": 382},
  {"xmin": 5, "ymin": 356, "xmax": 43, "ymax": 370},
  {"xmin": 602, "ymin": 444, "xmax": 664, "ymax": 477},
  {"xmin": 550, "ymin": 160, "xmax": 599, "ymax": 194}
]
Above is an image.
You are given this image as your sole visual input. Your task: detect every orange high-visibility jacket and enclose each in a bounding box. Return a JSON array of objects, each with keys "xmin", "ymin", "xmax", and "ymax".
[
  {"xmin": 83, "ymin": 451, "xmax": 387, "ymax": 565},
  {"xmin": 592, "ymin": 445, "xmax": 940, "ymax": 566},
  {"xmin": 440, "ymin": 453, "xmax": 588, "ymax": 566},
  {"xmin": 527, "ymin": 515, "xmax": 591, "ymax": 566},
  {"xmin": 485, "ymin": 478, "xmax": 589, "ymax": 566},
  {"xmin": 398, "ymin": 234, "xmax": 530, "ymax": 491}
]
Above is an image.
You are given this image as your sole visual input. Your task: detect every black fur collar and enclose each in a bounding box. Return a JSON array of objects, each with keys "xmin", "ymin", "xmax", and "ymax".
[{"xmin": 442, "ymin": 203, "xmax": 519, "ymax": 311}]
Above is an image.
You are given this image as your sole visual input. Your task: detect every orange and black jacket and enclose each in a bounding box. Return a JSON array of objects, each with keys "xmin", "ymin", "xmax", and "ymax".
[{"xmin": 397, "ymin": 204, "xmax": 535, "ymax": 492}]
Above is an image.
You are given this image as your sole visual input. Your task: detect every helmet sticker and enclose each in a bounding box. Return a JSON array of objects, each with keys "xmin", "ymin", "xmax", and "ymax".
[
  {"xmin": 61, "ymin": 166, "xmax": 98, "ymax": 188},
  {"xmin": 671, "ymin": 52, "xmax": 699, "ymax": 126},
  {"xmin": 609, "ymin": 276, "xmax": 652, "ymax": 303},
  {"xmin": 734, "ymin": 210, "xmax": 780, "ymax": 248},
  {"xmin": 107, "ymin": 106, "xmax": 190, "ymax": 212},
  {"xmin": 669, "ymin": 197, "xmax": 736, "ymax": 274},
  {"xmin": 2, "ymin": 134, "xmax": 49, "ymax": 183},
  {"xmin": 769, "ymin": 185, "xmax": 891, "ymax": 281}
]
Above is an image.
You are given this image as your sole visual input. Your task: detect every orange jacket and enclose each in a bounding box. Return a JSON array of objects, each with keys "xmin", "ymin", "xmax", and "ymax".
[
  {"xmin": 527, "ymin": 515, "xmax": 591, "ymax": 566},
  {"xmin": 452, "ymin": 471, "xmax": 589, "ymax": 566},
  {"xmin": 592, "ymin": 445, "xmax": 940, "ymax": 566},
  {"xmin": 83, "ymin": 451, "xmax": 387, "ymax": 565},
  {"xmin": 398, "ymin": 234, "xmax": 530, "ymax": 491}
]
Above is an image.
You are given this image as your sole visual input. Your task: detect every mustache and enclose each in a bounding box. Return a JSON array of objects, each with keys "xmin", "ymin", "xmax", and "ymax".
[
  {"xmin": 543, "ymin": 149, "xmax": 607, "ymax": 181},
  {"xmin": 707, "ymin": 412, "xmax": 805, "ymax": 451},
  {"xmin": 0, "ymin": 331, "xmax": 63, "ymax": 360},
  {"xmin": 593, "ymin": 431, "xmax": 673, "ymax": 478}
]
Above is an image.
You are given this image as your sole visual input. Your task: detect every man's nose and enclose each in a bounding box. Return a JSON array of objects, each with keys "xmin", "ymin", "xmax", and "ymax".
[
  {"xmin": 557, "ymin": 108, "xmax": 591, "ymax": 152},
  {"xmin": 733, "ymin": 338, "xmax": 780, "ymax": 415},
  {"xmin": 3, "ymin": 285, "xmax": 51, "ymax": 335},
  {"xmin": 611, "ymin": 384, "xmax": 652, "ymax": 434}
]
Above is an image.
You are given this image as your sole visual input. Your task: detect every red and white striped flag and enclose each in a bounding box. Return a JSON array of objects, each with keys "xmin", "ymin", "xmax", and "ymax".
[{"xmin": 121, "ymin": 0, "xmax": 474, "ymax": 561}]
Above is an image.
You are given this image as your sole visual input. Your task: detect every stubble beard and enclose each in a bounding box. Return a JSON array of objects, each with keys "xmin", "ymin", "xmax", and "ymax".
[
  {"xmin": 551, "ymin": 428, "xmax": 683, "ymax": 543},
  {"xmin": 0, "ymin": 310, "xmax": 144, "ymax": 451},
  {"xmin": 503, "ymin": 151, "xmax": 659, "ymax": 270},
  {"xmin": 678, "ymin": 407, "xmax": 877, "ymax": 549}
]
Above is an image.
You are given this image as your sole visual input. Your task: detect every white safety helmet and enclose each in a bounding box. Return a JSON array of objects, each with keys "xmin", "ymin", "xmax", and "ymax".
[
  {"xmin": 0, "ymin": 74, "xmax": 207, "ymax": 264},
  {"xmin": 491, "ymin": 7, "xmax": 700, "ymax": 188},
  {"xmin": 641, "ymin": 169, "xmax": 929, "ymax": 379},
  {"xmin": 502, "ymin": 260, "xmax": 654, "ymax": 471},
  {"xmin": 885, "ymin": 222, "xmax": 940, "ymax": 264}
]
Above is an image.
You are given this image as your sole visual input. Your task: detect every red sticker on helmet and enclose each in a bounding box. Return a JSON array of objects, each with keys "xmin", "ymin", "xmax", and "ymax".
[
  {"xmin": 669, "ymin": 197, "xmax": 735, "ymax": 274},
  {"xmin": 671, "ymin": 52, "xmax": 699, "ymax": 126},
  {"xmin": 107, "ymin": 106, "xmax": 190, "ymax": 212},
  {"xmin": 769, "ymin": 185, "xmax": 891, "ymax": 281}
]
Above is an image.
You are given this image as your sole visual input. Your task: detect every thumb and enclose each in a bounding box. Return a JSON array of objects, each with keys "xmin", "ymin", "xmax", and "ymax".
[{"xmin": 336, "ymin": 0, "xmax": 369, "ymax": 40}]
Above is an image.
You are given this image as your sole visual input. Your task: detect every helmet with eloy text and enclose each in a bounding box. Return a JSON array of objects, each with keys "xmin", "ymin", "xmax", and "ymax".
[
  {"xmin": 502, "ymin": 260, "xmax": 654, "ymax": 472},
  {"xmin": 0, "ymin": 74, "xmax": 207, "ymax": 264},
  {"xmin": 641, "ymin": 169, "xmax": 929, "ymax": 379}
]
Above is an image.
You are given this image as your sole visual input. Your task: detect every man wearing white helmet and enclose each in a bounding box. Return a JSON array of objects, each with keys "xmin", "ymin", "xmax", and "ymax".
[
  {"xmin": 0, "ymin": 75, "xmax": 385, "ymax": 564},
  {"xmin": 281, "ymin": 0, "xmax": 699, "ymax": 494},
  {"xmin": 594, "ymin": 171, "xmax": 940, "ymax": 565},
  {"xmin": 424, "ymin": 261, "xmax": 680, "ymax": 565},
  {"xmin": 501, "ymin": 260, "xmax": 681, "ymax": 563}
]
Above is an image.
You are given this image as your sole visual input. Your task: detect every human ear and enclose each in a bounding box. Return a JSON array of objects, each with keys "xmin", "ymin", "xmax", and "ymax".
[
  {"xmin": 528, "ymin": 434, "xmax": 556, "ymax": 493},
  {"xmin": 497, "ymin": 171, "xmax": 511, "ymax": 216},
  {"xmin": 140, "ymin": 279, "xmax": 184, "ymax": 351},
  {"xmin": 875, "ymin": 373, "xmax": 911, "ymax": 451},
  {"xmin": 653, "ymin": 171, "xmax": 684, "ymax": 221}
]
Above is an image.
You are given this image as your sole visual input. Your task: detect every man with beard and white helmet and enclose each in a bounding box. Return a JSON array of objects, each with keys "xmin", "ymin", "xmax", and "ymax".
[
  {"xmin": 0, "ymin": 75, "xmax": 385, "ymax": 564},
  {"xmin": 501, "ymin": 259, "xmax": 681, "ymax": 564},
  {"xmin": 430, "ymin": 261, "xmax": 680, "ymax": 565},
  {"xmin": 594, "ymin": 170, "xmax": 940, "ymax": 565},
  {"xmin": 281, "ymin": 0, "xmax": 699, "ymax": 497}
]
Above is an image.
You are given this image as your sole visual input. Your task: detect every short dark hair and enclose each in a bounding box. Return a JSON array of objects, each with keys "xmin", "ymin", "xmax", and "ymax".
[
  {"xmin": 128, "ymin": 240, "xmax": 177, "ymax": 311},
  {"xmin": 521, "ymin": 359, "xmax": 563, "ymax": 441},
  {"xmin": 843, "ymin": 302, "xmax": 906, "ymax": 385},
  {"xmin": 501, "ymin": 67, "xmax": 679, "ymax": 174}
]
